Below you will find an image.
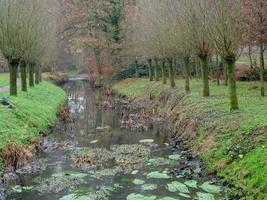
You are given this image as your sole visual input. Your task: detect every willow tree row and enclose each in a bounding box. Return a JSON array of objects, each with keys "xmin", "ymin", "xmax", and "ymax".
[
  {"xmin": 126, "ymin": 0, "xmax": 266, "ymax": 110},
  {"xmin": 0, "ymin": 0, "xmax": 57, "ymax": 96}
]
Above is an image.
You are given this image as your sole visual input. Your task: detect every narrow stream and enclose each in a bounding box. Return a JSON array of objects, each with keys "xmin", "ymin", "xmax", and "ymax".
[{"xmin": 8, "ymin": 80, "xmax": 226, "ymax": 200}]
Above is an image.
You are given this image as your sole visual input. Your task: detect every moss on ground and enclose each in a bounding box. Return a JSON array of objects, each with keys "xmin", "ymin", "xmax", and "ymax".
[
  {"xmin": 0, "ymin": 81, "xmax": 66, "ymax": 170},
  {"xmin": 113, "ymin": 78, "xmax": 267, "ymax": 199}
]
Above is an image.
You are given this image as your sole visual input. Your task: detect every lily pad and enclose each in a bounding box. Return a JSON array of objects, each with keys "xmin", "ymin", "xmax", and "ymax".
[
  {"xmin": 166, "ymin": 181, "xmax": 189, "ymax": 193},
  {"xmin": 90, "ymin": 140, "xmax": 98, "ymax": 144},
  {"xmin": 12, "ymin": 185, "xmax": 33, "ymax": 193},
  {"xmin": 200, "ymin": 182, "xmax": 221, "ymax": 194},
  {"xmin": 184, "ymin": 180, "xmax": 198, "ymax": 188},
  {"xmin": 139, "ymin": 139, "xmax": 154, "ymax": 143},
  {"xmin": 59, "ymin": 194, "xmax": 91, "ymax": 200},
  {"xmin": 131, "ymin": 170, "xmax": 139, "ymax": 175},
  {"xmin": 133, "ymin": 179, "xmax": 145, "ymax": 185},
  {"xmin": 158, "ymin": 197, "xmax": 177, "ymax": 200},
  {"xmin": 178, "ymin": 193, "xmax": 191, "ymax": 198},
  {"xmin": 141, "ymin": 184, "xmax": 157, "ymax": 191},
  {"xmin": 168, "ymin": 154, "xmax": 181, "ymax": 160},
  {"xmin": 127, "ymin": 193, "xmax": 157, "ymax": 200},
  {"xmin": 197, "ymin": 192, "xmax": 215, "ymax": 200},
  {"xmin": 146, "ymin": 157, "xmax": 174, "ymax": 167},
  {"xmin": 146, "ymin": 171, "xmax": 170, "ymax": 179}
]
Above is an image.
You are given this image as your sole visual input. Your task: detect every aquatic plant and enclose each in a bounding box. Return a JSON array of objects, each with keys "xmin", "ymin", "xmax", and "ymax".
[
  {"xmin": 200, "ymin": 182, "xmax": 221, "ymax": 194},
  {"xmin": 197, "ymin": 192, "xmax": 215, "ymax": 200},
  {"xmin": 166, "ymin": 181, "xmax": 190, "ymax": 193},
  {"xmin": 70, "ymin": 147, "xmax": 113, "ymax": 170},
  {"xmin": 126, "ymin": 193, "xmax": 157, "ymax": 200},
  {"xmin": 146, "ymin": 171, "xmax": 170, "ymax": 179},
  {"xmin": 89, "ymin": 167, "xmax": 122, "ymax": 179},
  {"xmin": 111, "ymin": 144, "xmax": 151, "ymax": 173},
  {"xmin": 34, "ymin": 172, "xmax": 86, "ymax": 193}
]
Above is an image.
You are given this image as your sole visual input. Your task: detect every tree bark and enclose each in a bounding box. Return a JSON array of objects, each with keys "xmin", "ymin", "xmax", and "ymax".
[
  {"xmin": 225, "ymin": 58, "xmax": 239, "ymax": 110},
  {"xmin": 216, "ymin": 55, "xmax": 220, "ymax": 86},
  {"xmin": 259, "ymin": 42, "xmax": 265, "ymax": 96},
  {"xmin": 20, "ymin": 60, "xmax": 27, "ymax": 92},
  {"xmin": 248, "ymin": 44, "xmax": 253, "ymax": 69},
  {"xmin": 134, "ymin": 60, "xmax": 139, "ymax": 77},
  {"xmin": 8, "ymin": 60, "xmax": 19, "ymax": 96},
  {"xmin": 154, "ymin": 58, "xmax": 159, "ymax": 81},
  {"xmin": 35, "ymin": 66, "xmax": 40, "ymax": 85},
  {"xmin": 183, "ymin": 56, "xmax": 190, "ymax": 93},
  {"xmin": 200, "ymin": 55, "xmax": 210, "ymax": 97},
  {"xmin": 29, "ymin": 63, "xmax": 35, "ymax": 87},
  {"xmin": 148, "ymin": 59, "xmax": 153, "ymax": 81},
  {"xmin": 161, "ymin": 60, "xmax": 167, "ymax": 84},
  {"xmin": 168, "ymin": 58, "xmax": 176, "ymax": 87},
  {"xmin": 224, "ymin": 60, "xmax": 228, "ymax": 86}
]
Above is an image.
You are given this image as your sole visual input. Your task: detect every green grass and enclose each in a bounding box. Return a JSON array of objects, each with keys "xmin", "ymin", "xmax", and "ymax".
[
  {"xmin": 113, "ymin": 78, "xmax": 267, "ymax": 199},
  {"xmin": 0, "ymin": 73, "xmax": 9, "ymax": 87},
  {"xmin": 0, "ymin": 81, "xmax": 66, "ymax": 150}
]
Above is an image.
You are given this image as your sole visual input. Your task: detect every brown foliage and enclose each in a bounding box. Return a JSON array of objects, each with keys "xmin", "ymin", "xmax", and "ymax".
[
  {"xmin": 2, "ymin": 142, "xmax": 35, "ymax": 170},
  {"xmin": 58, "ymin": 106, "xmax": 71, "ymax": 123}
]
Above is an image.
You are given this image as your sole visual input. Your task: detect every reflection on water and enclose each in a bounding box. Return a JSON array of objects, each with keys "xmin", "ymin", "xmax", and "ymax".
[{"xmin": 8, "ymin": 80, "xmax": 225, "ymax": 200}]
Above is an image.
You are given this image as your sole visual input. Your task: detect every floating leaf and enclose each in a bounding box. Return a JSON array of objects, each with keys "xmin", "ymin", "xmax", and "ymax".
[
  {"xmin": 168, "ymin": 154, "xmax": 181, "ymax": 160},
  {"xmin": 184, "ymin": 180, "xmax": 198, "ymax": 188},
  {"xmin": 127, "ymin": 193, "xmax": 157, "ymax": 200},
  {"xmin": 146, "ymin": 157, "xmax": 174, "ymax": 167},
  {"xmin": 90, "ymin": 140, "xmax": 98, "ymax": 144},
  {"xmin": 139, "ymin": 139, "xmax": 154, "ymax": 143},
  {"xmin": 141, "ymin": 184, "xmax": 157, "ymax": 191},
  {"xmin": 200, "ymin": 182, "xmax": 221, "ymax": 194},
  {"xmin": 158, "ymin": 197, "xmax": 177, "ymax": 200},
  {"xmin": 12, "ymin": 185, "xmax": 33, "ymax": 193},
  {"xmin": 166, "ymin": 181, "xmax": 189, "ymax": 193},
  {"xmin": 133, "ymin": 179, "xmax": 145, "ymax": 185},
  {"xmin": 146, "ymin": 171, "xmax": 170, "ymax": 179},
  {"xmin": 197, "ymin": 192, "xmax": 215, "ymax": 200},
  {"xmin": 59, "ymin": 194, "xmax": 91, "ymax": 200},
  {"xmin": 178, "ymin": 193, "xmax": 191, "ymax": 198},
  {"xmin": 131, "ymin": 170, "xmax": 139, "ymax": 175}
]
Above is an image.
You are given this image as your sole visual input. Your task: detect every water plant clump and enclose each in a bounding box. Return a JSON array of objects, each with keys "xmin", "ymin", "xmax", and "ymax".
[
  {"xmin": 59, "ymin": 186, "xmax": 114, "ymax": 200},
  {"xmin": 89, "ymin": 167, "xmax": 122, "ymax": 179},
  {"xmin": 111, "ymin": 144, "xmax": 151, "ymax": 173},
  {"xmin": 70, "ymin": 147, "xmax": 113, "ymax": 170},
  {"xmin": 33, "ymin": 172, "xmax": 87, "ymax": 194}
]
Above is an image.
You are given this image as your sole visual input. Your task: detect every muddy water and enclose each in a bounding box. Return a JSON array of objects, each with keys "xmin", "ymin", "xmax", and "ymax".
[{"xmin": 8, "ymin": 80, "xmax": 226, "ymax": 200}]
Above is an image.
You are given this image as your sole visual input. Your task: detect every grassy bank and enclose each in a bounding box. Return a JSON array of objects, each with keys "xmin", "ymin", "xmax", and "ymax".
[
  {"xmin": 113, "ymin": 78, "xmax": 267, "ymax": 200},
  {"xmin": 0, "ymin": 73, "xmax": 9, "ymax": 87},
  {"xmin": 0, "ymin": 81, "xmax": 66, "ymax": 170}
]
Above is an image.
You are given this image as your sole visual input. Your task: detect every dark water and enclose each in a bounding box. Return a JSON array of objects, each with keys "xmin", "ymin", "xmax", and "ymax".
[{"xmin": 8, "ymin": 80, "xmax": 225, "ymax": 200}]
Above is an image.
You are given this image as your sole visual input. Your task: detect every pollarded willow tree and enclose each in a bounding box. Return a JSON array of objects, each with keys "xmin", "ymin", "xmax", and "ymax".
[
  {"xmin": 207, "ymin": 0, "xmax": 245, "ymax": 110},
  {"xmin": 178, "ymin": 0, "xmax": 212, "ymax": 97},
  {"xmin": 0, "ymin": 0, "xmax": 56, "ymax": 95}
]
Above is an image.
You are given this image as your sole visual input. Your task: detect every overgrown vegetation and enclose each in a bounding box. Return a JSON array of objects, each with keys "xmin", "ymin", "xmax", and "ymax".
[
  {"xmin": 113, "ymin": 78, "xmax": 267, "ymax": 199},
  {"xmin": 0, "ymin": 81, "xmax": 66, "ymax": 168}
]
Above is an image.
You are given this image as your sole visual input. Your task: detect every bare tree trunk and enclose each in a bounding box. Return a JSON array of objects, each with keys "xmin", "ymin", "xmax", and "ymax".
[
  {"xmin": 35, "ymin": 66, "xmax": 40, "ymax": 85},
  {"xmin": 183, "ymin": 56, "xmax": 190, "ymax": 93},
  {"xmin": 259, "ymin": 42, "xmax": 265, "ymax": 96},
  {"xmin": 148, "ymin": 59, "xmax": 153, "ymax": 81},
  {"xmin": 161, "ymin": 60, "xmax": 167, "ymax": 84},
  {"xmin": 167, "ymin": 58, "xmax": 175, "ymax": 87},
  {"xmin": 154, "ymin": 58, "xmax": 159, "ymax": 81},
  {"xmin": 224, "ymin": 60, "xmax": 228, "ymax": 86},
  {"xmin": 216, "ymin": 55, "xmax": 220, "ymax": 86},
  {"xmin": 225, "ymin": 58, "xmax": 239, "ymax": 110},
  {"xmin": 20, "ymin": 60, "xmax": 27, "ymax": 92},
  {"xmin": 134, "ymin": 60, "xmax": 139, "ymax": 77},
  {"xmin": 248, "ymin": 44, "xmax": 253, "ymax": 69},
  {"xmin": 200, "ymin": 55, "xmax": 210, "ymax": 97},
  {"xmin": 29, "ymin": 63, "xmax": 35, "ymax": 87},
  {"xmin": 8, "ymin": 60, "xmax": 19, "ymax": 96}
]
